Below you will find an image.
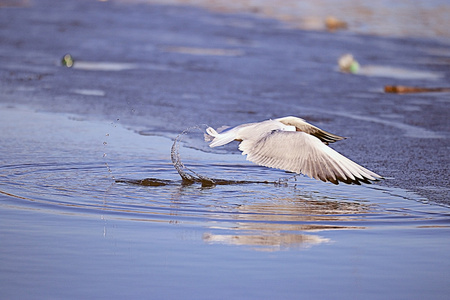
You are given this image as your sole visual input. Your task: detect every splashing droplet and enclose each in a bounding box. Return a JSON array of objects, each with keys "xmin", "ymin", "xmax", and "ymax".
[{"xmin": 171, "ymin": 125, "xmax": 215, "ymax": 184}]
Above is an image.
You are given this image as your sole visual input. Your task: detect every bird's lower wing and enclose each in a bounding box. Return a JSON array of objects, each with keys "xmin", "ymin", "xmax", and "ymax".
[{"xmin": 239, "ymin": 131, "xmax": 382, "ymax": 184}]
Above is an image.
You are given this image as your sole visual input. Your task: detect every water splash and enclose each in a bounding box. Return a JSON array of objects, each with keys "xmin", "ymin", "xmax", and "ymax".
[{"xmin": 171, "ymin": 124, "xmax": 227, "ymax": 186}]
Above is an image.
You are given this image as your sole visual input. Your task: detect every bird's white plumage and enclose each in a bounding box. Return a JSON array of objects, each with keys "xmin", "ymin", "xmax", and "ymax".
[{"xmin": 205, "ymin": 116, "xmax": 382, "ymax": 185}]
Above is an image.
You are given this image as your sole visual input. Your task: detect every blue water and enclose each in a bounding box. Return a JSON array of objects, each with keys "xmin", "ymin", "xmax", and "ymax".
[{"xmin": 1, "ymin": 106, "xmax": 449, "ymax": 299}]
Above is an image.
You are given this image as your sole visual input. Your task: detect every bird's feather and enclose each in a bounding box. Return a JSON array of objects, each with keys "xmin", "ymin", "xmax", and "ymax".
[
  {"xmin": 276, "ymin": 116, "xmax": 345, "ymax": 144},
  {"xmin": 240, "ymin": 130, "xmax": 381, "ymax": 184}
]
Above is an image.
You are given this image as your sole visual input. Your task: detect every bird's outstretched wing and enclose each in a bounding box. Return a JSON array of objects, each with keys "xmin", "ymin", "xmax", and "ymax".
[
  {"xmin": 276, "ymin": 116, "xmax": 346, "ymax": 144},
  {"xmin": 239, "ymin": 130, "xmax": 382, "ymax": 184}
]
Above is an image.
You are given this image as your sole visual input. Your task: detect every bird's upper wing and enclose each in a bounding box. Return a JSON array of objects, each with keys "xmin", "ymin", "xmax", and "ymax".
[
  {"xmin": 239, "ymin": 130, "xmax": 382, "ymax": 184},
  {"xmin": 276, "ymin": 116, "xmax": 345, "ymax": 144}
]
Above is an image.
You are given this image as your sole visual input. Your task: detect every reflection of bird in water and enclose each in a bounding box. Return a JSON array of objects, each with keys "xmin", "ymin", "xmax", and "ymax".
[
  {"xmin": 203, "ymin": 232, "xmax": 330, "ymax": 251},
  {"xmin": 205, "ymin": 116, "xmax": 382, "ymax": 185}
]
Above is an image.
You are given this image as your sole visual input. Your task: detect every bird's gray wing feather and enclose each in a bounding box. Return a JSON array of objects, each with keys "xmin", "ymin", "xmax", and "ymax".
[
  {"xmin": 276, "ymin": 116, "xmax": 345, "ymax": 144},
  {"xmin": 239, "ymin": 131, "xmax": 381, "ymax": 184}
]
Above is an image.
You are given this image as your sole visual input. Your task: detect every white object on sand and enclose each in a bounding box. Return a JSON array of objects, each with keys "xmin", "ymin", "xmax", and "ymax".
[{"xmin": 205, "ymin": 116, "xmax": 382, "ymax": 185}]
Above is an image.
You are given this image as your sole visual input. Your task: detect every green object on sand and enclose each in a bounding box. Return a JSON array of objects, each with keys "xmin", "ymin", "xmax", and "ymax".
[{"xmin": 61, "ymin": 54, "xmax": 74, "ymax": 67}]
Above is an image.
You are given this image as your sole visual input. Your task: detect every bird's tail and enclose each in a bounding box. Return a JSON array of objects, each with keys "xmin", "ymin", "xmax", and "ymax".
[
  {"xmin": 205, "ymin": 126, "xmax": 237, "ymax": 148},
  {"xmin": 204, "ymin": 127, "xmax": 218, "ymax": 142}
]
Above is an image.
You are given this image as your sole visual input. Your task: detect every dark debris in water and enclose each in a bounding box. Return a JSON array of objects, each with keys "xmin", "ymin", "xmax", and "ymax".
[
  {"xmin": 194, "ymin": 177, "xmax": 275, "ymax": 187},
  {"xmin": 116, "ymin": 178, "xmax": 173, "ymax": 186},
  {"xmin": 384, "ymin": 85, "xmax": 450, "ymax": 94},
  {"xmin": 116, "ymin": 177, "xmax": 276, "ymax": 188}
]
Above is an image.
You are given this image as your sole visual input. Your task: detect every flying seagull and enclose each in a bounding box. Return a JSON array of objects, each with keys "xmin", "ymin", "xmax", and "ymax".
[{"xmin": 205, "ymin": 116, "xmax": 382, "ymax": 185}]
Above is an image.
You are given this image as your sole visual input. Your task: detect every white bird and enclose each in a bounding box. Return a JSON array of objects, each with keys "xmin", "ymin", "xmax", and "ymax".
[{"xmin": 205, "ymin": 116, "xmax": 382, "ymax": 185}]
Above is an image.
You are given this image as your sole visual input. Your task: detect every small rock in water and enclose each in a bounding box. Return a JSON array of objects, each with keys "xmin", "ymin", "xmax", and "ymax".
[
  {"xmin": 338, "ymin": 53, "xmax": 360, "ymax": 74},
  {"xmin": 325, "ymin": 16, "xmax": 348, "ymax": 31},
  {"xmin": 61, "ymin": 54, "xmax": 74, "ymax": 67}
]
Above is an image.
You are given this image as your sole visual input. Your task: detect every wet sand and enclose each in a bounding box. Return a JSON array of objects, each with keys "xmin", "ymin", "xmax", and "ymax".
[{"xmin": 141, "ymin": 0, "xmax": 450, "ymax": 38}]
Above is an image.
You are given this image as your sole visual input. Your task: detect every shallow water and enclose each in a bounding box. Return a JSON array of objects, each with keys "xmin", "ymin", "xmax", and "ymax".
[{"xmin": 1, "ymin": 106, "xmax": 449, "ymax": 299}]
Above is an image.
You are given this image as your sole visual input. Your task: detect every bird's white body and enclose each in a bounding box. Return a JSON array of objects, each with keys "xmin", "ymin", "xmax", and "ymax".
[{"xmin": 205, "ymin": 116, "xmax": 382, "ymax": 185}]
